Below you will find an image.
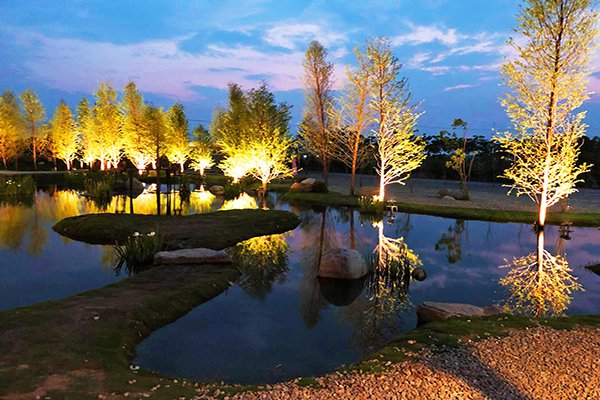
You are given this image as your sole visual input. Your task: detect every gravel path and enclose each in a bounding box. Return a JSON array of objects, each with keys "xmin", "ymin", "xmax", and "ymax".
[
  {"xmin": 202, "ymin": 326, "xmax": 599, "ymax": 400},
  {"xmin": 311, "ymin": 172, "xmax": 600, "ymax": 214}
]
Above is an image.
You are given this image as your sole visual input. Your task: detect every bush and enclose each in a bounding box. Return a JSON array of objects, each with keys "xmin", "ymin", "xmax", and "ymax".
[
  {"xmin": 311, "ymin": 180, "xmax": 328, "ymax": 193},
  {"xmin": 0, "ymin": 175, "xmax": 36, "ymax": 196},
  {"xmin": 358, "ymin": 196, "xmax": 385, "ymax": 214},
  {"xmin": 113, "ymin": 230, "xmax": 165, "ymax": 276},
  {"xmin": 223, "ymin": 182, "xmax": 245, "ymax": 199}
]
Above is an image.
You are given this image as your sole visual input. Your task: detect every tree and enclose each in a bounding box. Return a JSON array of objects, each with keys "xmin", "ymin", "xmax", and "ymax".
[
  {"xmin": 0, "ymin": 90, "xmax": 23, "ymax": 169},
  {"xmin": 190, "ymin": 125, "xmax": 214, "ymax": 177},
  {"xmin": 495, "ymin": 0, "xmax": 597, "ymax": 231},
  {"xmin": 299, "ymin": 40, "xmax": 335, "ymax": 184},
  {"xmin": 78, "ymin": 98, "xmax": 98, "ymax": 169},
  {"xmin": 144, "ymin": 105, "xmax": 169, "ymax": 170},
  {"xmin": 367, "ymin": 37, "xmax": 426, "ymax": 200},
  {"xmin": 165, "ymin": 102, "xmax": 191, "ymax": 172},
  {"xmin": 121, "ymin": 82, "xmax": 152, "ymax": 173},
  {"xmin": 445, "ymin": 118, "xmax": 476, "ymax": 198},
  {"xmin": 330, "ymin": 46, "xmax": 373, "ymax": 195},
  {"xmin": 92, "ymin": 83, "xmax": 122, "ymax": 170},
  {"xmin": 48, "ymin": 101, "xmax": 78, "ymax": 170},
  {"xmin": 20, "ymin": 89, "xmax": 46, "ymax": 170}
]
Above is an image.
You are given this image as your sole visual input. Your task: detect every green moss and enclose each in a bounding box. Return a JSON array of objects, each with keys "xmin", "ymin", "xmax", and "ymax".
[
  {"xmin": 53, "ymin": 209, "xmax": 301, "ymax": 248},
  {"xmin": 283, "ymin": 191, "xmax": 600, "ymax": 226}
]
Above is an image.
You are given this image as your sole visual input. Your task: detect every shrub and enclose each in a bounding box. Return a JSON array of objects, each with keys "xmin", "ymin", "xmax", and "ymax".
[
  {"xmin": 311, "ymin": 180, "xmax": 328, "ymax": 193},
  {"xmin": 223, "ymin": 182, "xmax": 245, "ymax": 199},
  {"xmin": 113, "ymin": 230, "xmax": 165, "ymax": 276},
  {"xmin": 0, "ymin": 175, "xmax": 36, "ymax": 196},
  {"xmin": 358, "ymin": 196, "xmax": 386, "ymax": 214}
]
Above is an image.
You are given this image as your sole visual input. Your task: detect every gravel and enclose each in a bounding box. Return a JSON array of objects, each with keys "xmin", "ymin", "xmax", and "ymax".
[{"xmin": 190, "ymin": 326, "xmax": 599, "ymax": 400}]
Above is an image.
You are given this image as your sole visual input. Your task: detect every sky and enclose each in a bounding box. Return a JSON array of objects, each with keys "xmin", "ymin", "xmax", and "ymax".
[{"xmin": 1, "ymin": 0, "xmax": 600, "ymax": 137}]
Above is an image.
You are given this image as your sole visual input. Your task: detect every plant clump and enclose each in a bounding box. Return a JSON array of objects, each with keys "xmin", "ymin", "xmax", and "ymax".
[
  {"xmin": 113, "ymin": 230, "xmax": 165, "ymax": 276},
  {"xmin": 358, "ymin": 195, "xmax": 386, "ymax": 215},
  {"xmin": 0, "ymin": 175, "xmax": 35, "ymax": 197}
]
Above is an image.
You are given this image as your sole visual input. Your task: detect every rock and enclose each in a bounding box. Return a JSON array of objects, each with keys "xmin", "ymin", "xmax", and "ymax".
[
  {"xmin": 208, "ymin": 185, "xmax": 225, "ymax": 196},
  {"xmin": 411, "ymin": 267, "xmax": 427, "ymax": 281},
  {"xmin": 154, "ymin": 248, "xmax": 232, "ymax": 265},
  {"xmin": 318, "ymin": 276, "xmax": 365, "ymax": 306},
  {"xmin": 442, "ymin": 195, "xmax": 455, "ymax": 201},
  {"xmin": 124, "ymin": 177, "xmax": 145, "ymax": 192},
  {"xmin": 438, "ymin": 188, "xmax": 452, "ymax": 197},
  {"xmin": 417, "ymin": 301, "xmax": 503, "ymax": 324},
  {"xmin": 357, "ymin": 187, "xmax": 380, "ymax": 198},
  {"xmin": 318, "ymin": 248, "xmax": 368, "ymax": 280},
  {"xmin": 301, "ymin": 178, "xmax": 316, "ymax": 185},
  {"xmin": 450, "ymin": 190, "xmax": 469, "ymax": 201},
  {"xmin": 289, "ymin": 182, "xmax": 313, "ymax": 192}
]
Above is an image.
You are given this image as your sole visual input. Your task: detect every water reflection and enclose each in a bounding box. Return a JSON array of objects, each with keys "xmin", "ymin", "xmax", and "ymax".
[
  {"xmin": 435, "ymin": 219, "xmax": 466, "ymax": 263},
  {"xmin": 221, "ymin": 193, "xmax": 258, "ymax": 210},
  {"xmin": 230, "ymin": 234, "xmax": 290, "ymax": 299},
  {"xmin": 500, "ymin": 227, "xmax": 582, "ymax": 316}
]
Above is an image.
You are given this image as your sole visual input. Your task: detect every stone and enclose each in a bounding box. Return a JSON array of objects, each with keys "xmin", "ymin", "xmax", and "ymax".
[
  {"xmin": 438, "ymin": 188, "xmax": 452, "ymax": 197},
  {"xmin": 357, "ymin": 187, "xmax": 380, "ymax": 198},
  {"xmin": 318, "ymin": 277, "xmax": 365, "ymax": 306},
  {"xmin": 417, "ymin": 301, "xmax": 504, "ymax": 324},
  {"xmin": 301, "ymin": 178, "xmax": 316, "ymax": 185},
  {"xmin": 442, "ymin": 195, "xmax": 455, "ymax": 201},
  {"xmin": 289, "ymin": 182, "xmax": 313, "ymax": 192},
  {"xmin": 318, "ymin": 248, "xmax": 368, "ymax": 280},
  {"xmin": 124, "ymin": 177, "xmax": 145, "ymax": 192},
  {"xmin": 208, "ymin": 185, "xmax": 225, "ymax": 196},
  {"xmin": 411, "ymin": 267, "xmax": 427, "ymax": 281},
  {"xmin": 449, "ymin": 189, "xmax": 469, "ymax": 201},
  {"xmin": 154, "ymin": 248, "xmax": 232, "ymax": 265}
]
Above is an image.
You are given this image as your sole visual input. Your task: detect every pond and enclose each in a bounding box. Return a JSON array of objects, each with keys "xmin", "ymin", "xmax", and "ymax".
[{"xmin": 1, "ymin": 187, "xmax": 599, "ymax": 384}]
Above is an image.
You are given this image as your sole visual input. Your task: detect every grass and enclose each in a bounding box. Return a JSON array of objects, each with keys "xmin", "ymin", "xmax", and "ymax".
[
  {"xmin": 0, "ymin": 175, "xmax": 36, "ymax": 196},
  {"xmin": 53, "ymin": 209, "xmax": 302, "ymax": 249},
  {"xmin": 284, "ymin": 191, "xmax": 600, "ymax": 226}
]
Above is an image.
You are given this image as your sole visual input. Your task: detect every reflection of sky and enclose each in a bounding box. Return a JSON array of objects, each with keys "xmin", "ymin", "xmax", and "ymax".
[{"xmin": 1, "ymin": 190, "xmax": 599, "ymax": 383}]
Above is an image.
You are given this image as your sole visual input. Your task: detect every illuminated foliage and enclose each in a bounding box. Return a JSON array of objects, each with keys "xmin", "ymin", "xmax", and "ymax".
[
  {"xmin": 367, "ymin": 38, "xmax": 426, "ymax": 200},
  {"xmin": 48, "ymin": 101, "xmax": 78, "ymax": 170},
  {"xmin": 445, "ymin": 119, "xmax": 475, "ymax": 198},
  {"xmin": 0, "ymin": 90, "xmax": 23, "ymax": 169},
  {"xmin": 78, "ymin": 98, "xmax": 98, "ymax": 168},
  {"xmin": 299, "ymin": 40, "xmax": 335, "ymax": 184},
  {"xmin": 20, "ymin": 89, "xmax": 46, "ymax": 171},
  {"xmin": 165, "ymin": 102, "xmax": 191, "ymax": 172},
  {"xmin": 495, "ymin": 0, "xmax": 597, "ymax": 227},
  {"xmin": 220, "ymin": 192, "xmax": 258, "ymax": 210},
  {"xmin": 144, "ymin": 105, "xmax": 169, "ymax": 170},
  {"xmin": 329, "ymin": 46, "xmax": 373, "ymax": 195},
  {"xmin": 189, "ymin": 125, "xmax": 214, "ymax": 176},
  {"xmin": 121, "ymin": 82, "xmax": 153, "ymax": 172},
  {"xmin": 92, "ymin": 83, "xmax": 123, "ymax": 170}
]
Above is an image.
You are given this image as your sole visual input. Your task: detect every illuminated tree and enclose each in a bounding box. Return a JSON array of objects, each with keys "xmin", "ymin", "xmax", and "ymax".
[
  {"xmin": 299, "ymin": 40, "xmax": 335, "ymax": 184},
  {"xmin": 0, "ymin": 90, "xmax": 23, "ymax": 169},
  {"xmin": 245, "ymin": 133, "xmax": 293, "ymax": 193},
  {"xmin": 48, "ymin": 101, "xmax": 78, "ymax": 170},
  {"xmin": 367, "ymin": 38, "xmax": 426, "ymax": 200},
  {"xmin": 144, "ymin": 105, "xmax": 168, "ymax": 171},
  {"xmin": 495, "ymin": 0, "xmax": 597, "ymax": 230},
  {"xmin": 165, "ymin": 102, "xmax": 191, "ymax": 172},
  {"xmin": 20, "ymin": 89, "xmax": 46, "ymax": 171},
  {"xmin": 190, "ymin": 125, "xmax": 214, "ymax": 176},
  {"xmin": 445, "ymin": 118, "xmax": 475, "ymax": 198},
  {"xmin": 78, "ymin": 98, "xmax": 99, "ymax": 168},
  {"xmin": 121, "ymin": 82, "xmax": 152, "ymax": 172},
  {"xmin": 92, "ymin": 83, "xmax": 123, "ymax": 170},
  {"xmin": 329, "ymin": 46, "xmax": 373, "ymax": 195}
]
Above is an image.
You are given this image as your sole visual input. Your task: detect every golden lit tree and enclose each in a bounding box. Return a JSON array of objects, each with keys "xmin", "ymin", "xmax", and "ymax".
[
  {"xmin": 92, "ymin": 82, "xmax": 123, "ymax": 170},
  {"xmin": 20, "ymin": 89, "xmax": 46, "ymax": 171},
  {"xmin": 121, "ymin": 81, "xmax": 153, "ymax": 173},
  {"xmin": 165, "ymin": 102, "xmax": 191, "ymax": 172},
  {"xmin": 78, "ymin": 98, "xmax": 99, "ymax": 168},
  {"xmin": 245, "ymin": 132, "xmax": 293, "ymax": 193},
  {"xmin": 367, "ymin": 38, "xmax": 426, "ymax": 200},
  {"xmin": 144, "ymin": 105, "xmax": 169, "ymax": 171},
  {"xmin": 445, "ymin": 119, "xmax": 475, "ymax": 198},
  {"xmin": 0, "ymin": 90, "xmax": 23, "ymax": 169},
  {"xmin": 299, "ymin": 40, "xmax": 335, "ymax": 184},
  {"xmin": 190, "ymin": 125, "xmax": 214, "ymax": 177},
  {"xmin": 48, "ymin": 101, "xmax": 78, "ymax": 170},
  {"xmin": 329, "ymin": 46, "xmax": 373, "ymax": 195},
  {"xmin": 495, "ymin": 0, "xmax": 597, "ymax": 229}
]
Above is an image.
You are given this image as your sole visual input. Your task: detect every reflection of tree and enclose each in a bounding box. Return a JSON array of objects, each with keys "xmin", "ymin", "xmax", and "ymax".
[
  {"xmin": 185, "ymin": 190, "xmax": 215, "ymax": 214},
  {"xmin": 500, "ymin": 229, "xmax": 582, "ymax": 317},
  {"xmin": 220, "ymin": 193, "xmax": 258, "ymax": 210},
  {"xmin": 0, "ymin": 204, "xmax": 30, "ymax": 250},
  {"xmin": 435, "ymin": 219, "xmax": 465, "ymax": 263},
  {"xmin": 230, "ymin": 234, "xmax": 289, "ymax": 299},
  {"xmin": 297, "ymin": 209, "xmax": 340, "ymax": 328},
  {"xmin": 341, "ymin": 221, "xmax": 421, "ymax": 352}
]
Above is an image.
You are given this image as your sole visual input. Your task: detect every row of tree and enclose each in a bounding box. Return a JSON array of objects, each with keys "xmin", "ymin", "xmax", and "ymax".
[{"xmin": 0, "ymin": 83, "xmax": 213, "ymax": 173}]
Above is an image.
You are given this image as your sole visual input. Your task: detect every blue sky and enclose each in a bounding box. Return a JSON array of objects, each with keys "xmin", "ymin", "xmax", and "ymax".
[{"xmin": 1, "ymin": 0, "xmax": 599, "ymax": 136}]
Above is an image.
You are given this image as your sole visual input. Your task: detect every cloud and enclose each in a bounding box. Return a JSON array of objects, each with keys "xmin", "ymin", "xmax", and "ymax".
[
  {"xmin": 263, "ymin": 23, "xmax": 347, "ymax": 50},
  {"xmin": 392, "ymin": 24, "xmax": 462, "ymax": 46},
  {"xmin": 444, "ymin": 83, "xmax": 477, "ymax": 91}
]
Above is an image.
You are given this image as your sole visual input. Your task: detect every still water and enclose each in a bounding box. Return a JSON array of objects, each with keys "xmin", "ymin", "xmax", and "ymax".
[{"xmin": 1, "ymin": 188, "xmax": 599, "ymax": 384}]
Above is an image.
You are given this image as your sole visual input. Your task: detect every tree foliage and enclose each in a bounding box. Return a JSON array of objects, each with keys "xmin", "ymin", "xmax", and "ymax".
[
  {"xmin": 121, "ymin": 82, "xmax": 152, "ymax": 172},
  {"xmin": 0, "ymin": 90, "xmax": 23, "ymax": 169},
  {"xmin": 20, "ymin": 89, "xmax": 46, "ymax": 170},
  {"xmin": 48, "ymin": 101, "xmax": 78, "ymax": 170}
]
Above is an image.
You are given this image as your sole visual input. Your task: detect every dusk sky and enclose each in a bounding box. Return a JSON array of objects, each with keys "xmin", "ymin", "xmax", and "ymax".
[{"xmin": 2, "ymin": 0, "xmax": 600, "ymax": 136}]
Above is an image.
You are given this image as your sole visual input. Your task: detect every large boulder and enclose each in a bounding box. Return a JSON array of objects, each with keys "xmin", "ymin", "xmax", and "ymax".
[
  {"xmin": 154, "ymin": 248, "xmax": 232, "ymax": 265},
  {"xmin": 416, "ymin": 301, "xmax": 503, "ymax": 324},
  {"xmin": 301, "ymin": 178, "xmax": 316, "ymax": 185},
  {"xmin": 318, "ymin": 248, "xmax": 368, "ymax": 280},
  {"xmin": 124, "ymin": 177, "xmax": 145, "ymax": 192},
  {"xmin": 289, "ymin": 182, "xmax": 313, "ymax": 192},
  {"xmin": 438, "ymin": 188, "xmax": 469, "ymax": 201},
  {"xmin": 208, "ymin": 185, "xmax": 225, "ymax": 196},
  {"xmin": 318, "ymin": 276, "xmax": 365, "ymax": 306}
]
